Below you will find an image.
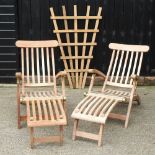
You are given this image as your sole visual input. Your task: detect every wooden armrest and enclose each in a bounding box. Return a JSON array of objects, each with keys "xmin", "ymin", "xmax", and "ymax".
[
  {"xmin": 130, "ymin": 75, "xmax": 139, "ymax": 81},
  {"xmin": 56, "ymin": 71, "xmax": 67, "ymax": 79},
  {"xmin": 15, "ymin": 72, "xmax": 22, "ymax": 81},
  {"xmin": 88, "ymin": 69, "xmax": 106, "ymax": 80}
]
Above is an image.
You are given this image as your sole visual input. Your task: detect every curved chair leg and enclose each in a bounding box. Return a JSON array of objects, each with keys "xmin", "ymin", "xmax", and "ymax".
[
  {"xmin": 125, "ymin": 98, "xmax": 133, "ymax": 128},
  {"xmin": 17, "ymin": 99, "xmax": 21, "ymax": 129},
  {"xmin": 72, "ymin": 119, "xmax": 79, "ymax": 141},
  {"xmin": 63, "ymin": 100, "xmax": 68, "ymax": 125}
]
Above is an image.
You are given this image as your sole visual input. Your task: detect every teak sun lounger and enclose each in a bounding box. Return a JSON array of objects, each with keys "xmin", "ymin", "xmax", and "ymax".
[
  {"xmin": 16, "ymin": 40, "xmax": 67, "ymax": 148},
  {"xmin": 71, "ymin": 43, "xmax": 149, "ymax": 146}
]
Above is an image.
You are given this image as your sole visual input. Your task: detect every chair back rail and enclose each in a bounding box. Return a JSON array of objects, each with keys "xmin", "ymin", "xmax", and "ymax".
[
  {"xmin": 102, "ymin": 43, "xmax": 149, "ymax": 91},
  {"xmin": 16, "ymin": 40, "xmax": 58, "ymax": 94}
]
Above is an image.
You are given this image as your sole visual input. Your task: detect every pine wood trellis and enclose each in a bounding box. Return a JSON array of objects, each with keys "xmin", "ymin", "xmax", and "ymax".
[{"xmin": 50, "ymin": 5, "xmax": 102, "ymax": 88}]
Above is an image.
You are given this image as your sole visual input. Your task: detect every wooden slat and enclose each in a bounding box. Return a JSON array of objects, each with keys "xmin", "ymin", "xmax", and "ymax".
[
  {"xmin": 137, "ymin": 53, "xmax": 143, "ymax": 76},
  {"xmin": 109, "ymin": 43, "xmax": 149, "ymax": 52},
  {"xmin": 36, "ymin": 48, "xmax": 40, "ymax": 83},
  {"xmin": 47, "ymin": 100, "xmax": 54, "ymax": 121},
  {"xmin": 115, "ymin": 50, "xmax": 124, "ymax": 83},
  {"xmin": 79, "ymin": 96, "xmax": 95, "ymax": 113},
  {"xmin": 76, "ymin": 95, "xmax": 90, "ymax": 109},
  {"xmin": 42, "ymin": 100, "xmax": 48, "ymax": 120},
  {"xmin": 31, "ymin": 48, "xmax": 35, "ymax": 84},
  {"xmin": 87, "ymin": 97, "xmax": 104, "ymax": 115},
  {"xmin": 74, "ymin": 5, "xmax": 79, "ymax": 88},
  {"xmin": 37, "ymin": 100, "xmax": 42, "ymax": 121},
  {"xmin": 33, "ymin": 136, "xmax": 61, "ymax": 143},
  {"xmin": 61, "ymin": 56, "xmax": 93, "ymax": 60},
  {"xmin": 76, "ymin": 131, "xmax": 99, "ymax": 141},
  {"xmin": 51, "ymin": 16, "xmax": 102, "ymax": 20},
  {"xmin": 51, "ymin": 48, "xmax": 57, "ymax": 95},
  {"xmin": 41, "ymin": 48, "xmax": 45, "ymax": 83},
  {"xmin": 21, "ymin": 48, "xmax": 25, "ymax": 94},
  {"xmin": 120, "ymin": 51, "xmax": 129, "ymax": 84},
  {"xmin": 62, "ymin": 6, "xmax": 75, "ymax": 86},
  {"xmin": 79, "ymin": 6, "xmax": 90, "ymax": 88},
  {"xmin": 102, "ymin": 50, "xmax": 116, "ymax": 92},
  {"xmin": 99, "ymin": 99, "xmax": 114, "ymax": 117},
  {"xmin": 67, "ymin": 69, "xmax": 89, "ymax": 73},
  {"xmin": 106, "ymin": 81, "xmax": 133, "ymax": 88},
  {"xmin": 57, "ymin": 99, "xmax": 66, "ymax": 118},
  {"xmin": 93, "ymin": 98, "xmax": 109, "ymax": 116},
  {"xmin": 83, "ymin": 96, "xmax": 100, "ymax": 114},
  {"xmin": 52, "ymin": 99, "xmax": 59, "ymax": 120},
  {"xmin": 82, "ymin": 7, "xmax": 102, "ymax": 88},
  {"xmin": 110, "ymin": 50, "xmax": 119, "ymax": 82},
  {"xmin": 31, "ymin": 100, "xmax": 36, "ymax": 121},
  {"xmin": 24, "ymin": 83, "xmax": 54, "ymax": 87},
  {"xmin": 59, "ymin": 42, "xmax": 97, "ymax": 46},
  {"xmin": 50, "ymin": 7, "xmax": 73, "ymax": 88},
  {"xmin": 16, "ymin": 40, "xmax": 58, "ymax": 48},
  {"xmin": 125, "ymin": 51, "xmax": 134, "ymax": 84},
  {"xmin": 54, "ymin": 29, "xmax": 99, "ymax": 33},
  {"xmin": 26, "ymin": 48, "xmax": 30, "ymax": 84},
  {"xmin": 46, "ymin": 47, "xmax": 51, "ymax": 83}
]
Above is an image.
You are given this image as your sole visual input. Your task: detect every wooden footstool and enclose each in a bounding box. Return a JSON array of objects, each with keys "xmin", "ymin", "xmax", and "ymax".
[{"xmin": 27, "ymin": 97, "xmax": 67, "ymax": 148}]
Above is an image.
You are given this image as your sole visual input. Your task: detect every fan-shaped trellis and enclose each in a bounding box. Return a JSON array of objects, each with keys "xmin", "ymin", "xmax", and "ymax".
[{"xmin": 50, "ymin": 5, "xmax": 102, "ymax": 88}]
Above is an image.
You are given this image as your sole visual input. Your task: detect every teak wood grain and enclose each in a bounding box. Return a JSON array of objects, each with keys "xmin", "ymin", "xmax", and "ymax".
[
  {"xmin": 16, "ymin": 40, "xmax": 67, "ymax": 148},
  {"xmin": 71, "ymin": 43, "xmax": 149, "ymax": 146}
]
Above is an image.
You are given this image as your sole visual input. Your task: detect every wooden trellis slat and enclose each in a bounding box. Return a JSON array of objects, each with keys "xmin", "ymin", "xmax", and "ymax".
[{"xmin": 50, "ymin": 5, "xmax": 102, "ymax": 88}]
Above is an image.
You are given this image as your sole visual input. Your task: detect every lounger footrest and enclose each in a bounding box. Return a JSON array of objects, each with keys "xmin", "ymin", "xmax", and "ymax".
[{"xmin": 71, "ymin": 93, "xmax": 125, "ymax": 124}]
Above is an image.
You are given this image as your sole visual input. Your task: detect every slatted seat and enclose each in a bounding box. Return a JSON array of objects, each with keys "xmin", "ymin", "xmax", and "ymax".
[
  {"xmin": 16, "ymin": 40, "xmax": 67, "ymax": 148},
  {"xmin": 27, "ymin": 99, "xmax": 67, "ymax": 127},
  {"xmin": 20, "ymin": 91, "xmax": 64, "ymax": 102},
  {"xmin": 71, "ymin": 43, "xmax": 149, "ymax": 146},
  {"xmin": 72, "ymin": 93, "xmax": 125, "ymax": 124}
]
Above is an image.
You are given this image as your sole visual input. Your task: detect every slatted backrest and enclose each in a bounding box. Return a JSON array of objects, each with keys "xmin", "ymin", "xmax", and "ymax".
[
  {"xmin": 102, "ymin": 43, "xmax": 149, "ymax": 91},
  {"xmin": 16, "ymin": 40, "xmax": 58, "ymax": 94},
  {"xmin": 50, "ymin": 5, "xmax": 102, "ymax": 89}
]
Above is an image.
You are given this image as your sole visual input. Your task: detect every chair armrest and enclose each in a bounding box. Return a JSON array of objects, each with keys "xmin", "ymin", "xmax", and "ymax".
[
  {"xmin": 88, "ymin": 69, "xmax": 106, "ymax": 80},
  {"xmin": 56, "ymin": 71, "xmax": 67, "ymax": 79},
  {"xmin": 56, "ymin": 71, "xmax": 67, "ymax": 97},
  {"xmin": 87, "ymin": 69, "xmax": 106, "ymax": 94},
  {"xmin": 130, "ymin": 75, "xmax": 139, "ymax": 81},
  {"xmin": 15, "ymin": 72, "xmax": 22, "ymax": 83}
]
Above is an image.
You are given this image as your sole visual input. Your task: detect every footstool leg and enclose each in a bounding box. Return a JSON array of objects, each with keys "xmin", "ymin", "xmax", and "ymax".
[
  {"xmin": 29, "ymin": 127, "xmax": 34, "ymax": 148},
  {"xmin": 59, "ymin": 125, "xmax": 64, "ymax": 145}
]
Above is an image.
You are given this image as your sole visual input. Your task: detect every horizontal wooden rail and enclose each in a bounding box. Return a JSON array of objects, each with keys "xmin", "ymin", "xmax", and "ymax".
[
  {"xmin": 61, "ymin": 56, "xmax": 93, "ymax": 60},
  {"xmin": 51, "ymin": 16, "xmax": 102, "ymax": 20},
  {"xmin": 59, "ymin": 43, "xmax": 97, "ymax": 46},
  {"xmin": 54, "ymin": 29, "xmax": 99, "ymax": 33}
]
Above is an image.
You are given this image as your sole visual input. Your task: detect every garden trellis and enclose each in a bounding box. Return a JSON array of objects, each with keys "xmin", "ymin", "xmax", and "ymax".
[{"xmin": 50, "ymin": 5, "xmax": 102, "ymax": 88}]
